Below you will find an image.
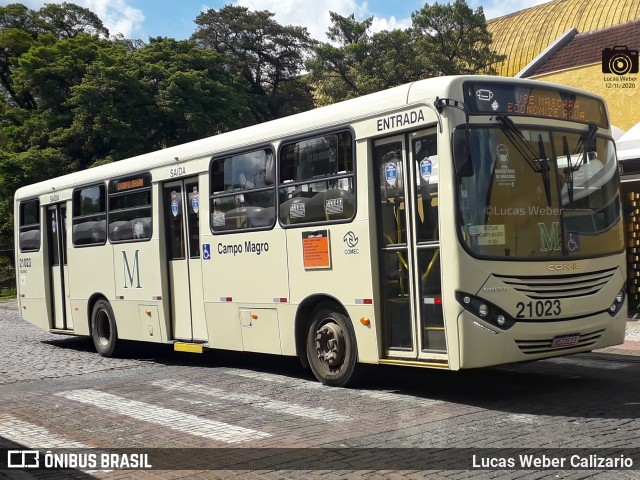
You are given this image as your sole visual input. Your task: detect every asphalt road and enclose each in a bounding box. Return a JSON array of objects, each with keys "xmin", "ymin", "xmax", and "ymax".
[{"xmin": 1, "ymin": 303, "xmax": 640, "ymax": 479}]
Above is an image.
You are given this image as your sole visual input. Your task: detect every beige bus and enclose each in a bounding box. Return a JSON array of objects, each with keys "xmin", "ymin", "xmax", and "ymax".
[{"xmin": 14, "ymin": 75, "xmax": 627, "ymax": 386}]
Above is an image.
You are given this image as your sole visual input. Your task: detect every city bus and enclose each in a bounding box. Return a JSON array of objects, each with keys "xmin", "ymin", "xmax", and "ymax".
[{"xmin": 14, "ymin": 75, "xmax": 627, "ymax": 386}]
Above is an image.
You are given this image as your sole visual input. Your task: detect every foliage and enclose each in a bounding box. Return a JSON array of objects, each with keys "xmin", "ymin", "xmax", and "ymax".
[
  {"xmin": 308, "ymin": 0, "xmax": 505, "ymax": 104},
  {"xmin": 192, "ymin": 5, "xmax": 316, "ymax": 122},
  {"xmin": 0, "ymin": 0, "xmax": 505, "ymax": 252}
]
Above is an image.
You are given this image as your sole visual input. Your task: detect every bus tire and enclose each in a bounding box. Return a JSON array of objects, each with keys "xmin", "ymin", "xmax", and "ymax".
[
  {"xmin": 306, "ymin": 306, "xmax": 358, "ymax": 387},
  {"xmin": 91, "ymin": 300, "xmax": 120, "ymax": 357}
]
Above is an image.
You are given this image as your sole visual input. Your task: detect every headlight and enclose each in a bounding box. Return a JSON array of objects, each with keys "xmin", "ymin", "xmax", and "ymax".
[
  {"xmin": 455, "ymin": 292, "xmax": 515, "ymax": 330},
  {"xmin": 609, "ymin": 288, "xmax": 626, "ymax": 316}
]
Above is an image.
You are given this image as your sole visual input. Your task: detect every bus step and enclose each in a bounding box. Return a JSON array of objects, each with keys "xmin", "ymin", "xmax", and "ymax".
[
  {"xmin": 379, "ymin": 358, "xmax": 448, "ymax": 368},
  {"xmin": 49, "ymin": 328, "xmax": 75, "ymax": 335},
  {"xmin": 173, "ymin": 342, "xmax": 207, "ymax": 354}
]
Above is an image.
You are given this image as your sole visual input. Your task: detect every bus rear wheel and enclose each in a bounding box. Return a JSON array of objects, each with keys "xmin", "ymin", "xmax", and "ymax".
[
  {"xmin": 91, "ymin": 300, "xmax": 120, "ymax": 357},
  {"xmin": 306, "ymin": 306, "xmax": 358, "ymax": 387}
]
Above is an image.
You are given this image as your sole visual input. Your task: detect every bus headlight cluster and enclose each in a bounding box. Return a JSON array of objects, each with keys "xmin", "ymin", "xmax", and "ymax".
[
  {"xmin": 609, "ymin": 288, "xmax": 626, "ymax": 316},
  {"xmin": 455, "ymin": 292, "xmax": 515, "ymax": 330}
]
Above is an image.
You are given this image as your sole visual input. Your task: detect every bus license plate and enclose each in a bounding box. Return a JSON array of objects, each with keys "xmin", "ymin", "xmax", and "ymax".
[{"xmin": 551, "ymin": 334, "xmax": 580, "ymax": 348}]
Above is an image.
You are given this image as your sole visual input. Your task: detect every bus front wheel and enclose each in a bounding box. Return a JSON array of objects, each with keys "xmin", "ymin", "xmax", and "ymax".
[
  {"xmin": 306, "ymin": 306, "xmax": 358, "ymax": 386},
  {"xmin": 91, "ymin": 300, "xmax": 120, "ymax": 357}
]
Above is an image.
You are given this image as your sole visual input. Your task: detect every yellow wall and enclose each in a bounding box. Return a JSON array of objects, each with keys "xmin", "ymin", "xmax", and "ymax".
[
  {"xmin": 488, "ymin": 0, "xmax": 640, "ymax": 77},
  {"xmin": 531, "ymin": 63, "xmax": 640, "ymax": 131}
]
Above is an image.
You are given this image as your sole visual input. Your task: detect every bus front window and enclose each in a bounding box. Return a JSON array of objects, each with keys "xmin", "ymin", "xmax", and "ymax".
[{"xmin": 456, "ymin": 126, "xmax": 624, "ymax": 259}]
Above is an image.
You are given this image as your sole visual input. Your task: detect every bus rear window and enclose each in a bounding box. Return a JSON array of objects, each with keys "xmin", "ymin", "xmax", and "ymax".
[{"xmin": 19, "ymin": 199, "xmax": 40, "ymax": 252}]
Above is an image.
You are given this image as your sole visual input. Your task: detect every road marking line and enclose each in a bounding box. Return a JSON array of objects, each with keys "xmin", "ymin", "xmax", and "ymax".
[
  {"xmin": 152, "ymin": 379, "xmax": 351, "ymax": 422},
  {"xmin": 56, "ymin": 389, "xmax": 270, "ymax": 444},
  {"xmin": 0, "ymin": 413, "xmax": 110, "ymax": 473},
  {"xmin": 220, "ymin": 368, "xmax": 323, "ymax": 389},
  {"xmin": 220, "ymin": 368, "xmax": 442, "ymax": 407}
]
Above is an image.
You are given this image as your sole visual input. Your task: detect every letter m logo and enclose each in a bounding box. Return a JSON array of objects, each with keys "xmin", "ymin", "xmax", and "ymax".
[
  {"xmin": 538, "ymin": 222, "xmax": 561, "ymax": 252},
  {"xmin": 122, "ymin": 250, "xmax": 142, "ymax": 288}
]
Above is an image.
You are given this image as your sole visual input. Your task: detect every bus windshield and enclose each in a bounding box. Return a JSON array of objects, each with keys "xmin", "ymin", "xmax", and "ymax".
[{"xmin": 457, "ymin": 125, "xmax": 624, "ymax": 259}]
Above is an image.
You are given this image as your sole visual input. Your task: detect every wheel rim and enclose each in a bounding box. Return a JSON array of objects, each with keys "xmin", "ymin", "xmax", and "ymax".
[
  {"xmin": 315, "ymin": 320, "xmax": 345, "ymax": 368},
  {"xmin": 95, "ymin": 309, "xmax": 111, "ymax": 347}
]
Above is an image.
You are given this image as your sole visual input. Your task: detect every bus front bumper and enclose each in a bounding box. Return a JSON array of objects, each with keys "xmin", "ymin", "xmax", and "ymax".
[{"xmin": 456, "ymin": 306, "xmax": 628, "ymax": 369}]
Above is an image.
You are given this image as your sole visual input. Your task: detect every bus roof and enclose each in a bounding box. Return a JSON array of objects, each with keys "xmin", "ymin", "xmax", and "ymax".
[{"xmin": 14, "ymin": 75, "xmax": 607, "ymax": 200}]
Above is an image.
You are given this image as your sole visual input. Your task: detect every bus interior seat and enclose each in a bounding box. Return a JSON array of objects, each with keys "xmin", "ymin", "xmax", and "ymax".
[
  {"xmin": 19, "ymin": 230, "xmax": 40, "ymax": 250},
  {"xmin": 244, "ymin": 206, "xmax": 275, "ymax": 227},
  {"xmin": 109, "ymin": 220, "xmax": 132, "ymax": 241},
  {"xmin": 73, "ymin": 220, "xmax": 106, "ymax": 245}
]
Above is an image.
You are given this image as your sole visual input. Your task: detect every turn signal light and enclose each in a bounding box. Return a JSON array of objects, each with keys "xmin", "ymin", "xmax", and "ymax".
[{"xmin": 360, "ymin": 317, "xmax": 370, "ymax": 326}]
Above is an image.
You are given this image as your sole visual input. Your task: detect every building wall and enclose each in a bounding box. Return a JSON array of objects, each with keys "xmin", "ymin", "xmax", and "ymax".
[
  {"xmin": 531, "ymin": 63, "xmax": 640, "ymax": 131},
  {"xmin": 488, "ymin": 0, "xmax": 640, "ymax": 77}
]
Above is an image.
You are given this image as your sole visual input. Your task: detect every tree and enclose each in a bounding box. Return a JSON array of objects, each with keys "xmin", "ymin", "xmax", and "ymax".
[
  {"xmin": 191, "ymin": 5, "xmax": 315, "ymax": 122},
  {"xmin": 65, "ymin": 37, "xmax": 249, "ymax": 162},
  {"xmin": 308, "ymin": 1, "xmax": 505, "ymax": 104},
  {"xmin": 412, "ymin": 0, "xmax": 503, "ymax": 75}
]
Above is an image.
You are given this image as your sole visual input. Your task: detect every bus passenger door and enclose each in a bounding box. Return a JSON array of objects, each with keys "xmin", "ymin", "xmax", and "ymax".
[
  {"xmin": 163, "ymin": 178, "xmax": 207, "ymax": 342},
  {"xmin": 373, "ymin": 129, "xmax": 445, "ymax": 361},
  {"xmin": 46, "ymin": 203, "xmax": 72, "ymax": 330}
]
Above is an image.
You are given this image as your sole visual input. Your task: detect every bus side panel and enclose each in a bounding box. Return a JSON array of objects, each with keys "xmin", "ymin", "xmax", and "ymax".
[
  {"xmin": 111, "ymin": 239, "xmax": 164, "ymax": 341},
  {"xmin": 285, "ymin": 219, "xmax": 379, "ymax": 364},
  {"xmin": 201, "ymin": 229, "xmax": 289, "ymax": 352},
  {"xmin": 16, "ymin": 248, "xmax": 49, "ymax": 331},
  {"xmin": 67, "ymin": 244, "xmax": 114, "ymax": 335}
]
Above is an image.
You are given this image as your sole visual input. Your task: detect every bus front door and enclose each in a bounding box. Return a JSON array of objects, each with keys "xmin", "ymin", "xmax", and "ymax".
[
  {"xmin": 163, "ymin": 178, "xmax": 208, "ymax": 342},
  {"xmin": 373, "ymin": 129, "xmax": 446, "ymax": 362},
  {"xmin": 46, "ymin": 203, "xmax": 72, "ymax": 330}
]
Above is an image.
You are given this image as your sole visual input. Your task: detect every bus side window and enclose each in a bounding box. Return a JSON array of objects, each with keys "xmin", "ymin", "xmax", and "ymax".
[
  {"xmin": 107, "ymin": 173, "xmax": 152, "ymax": 243},
  {"xmin": 19, "ymin": 199, "xmax": 41, "ymax": 252},
  {"xmin": 278, "ymin": 131, "xmax": 355, "ymax": 225},
  {"xmin": 210, "ymin": 148, "xmax": 275, "ymax": 233},
  {"xmin": 72, "ymin": 184, "xmax": 106, "ymax": 246}
]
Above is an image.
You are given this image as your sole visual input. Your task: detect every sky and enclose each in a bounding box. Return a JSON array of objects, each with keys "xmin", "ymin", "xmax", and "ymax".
[{"xmin": 3, "ymin": 0, "xmax": 552, "ymax": 41}]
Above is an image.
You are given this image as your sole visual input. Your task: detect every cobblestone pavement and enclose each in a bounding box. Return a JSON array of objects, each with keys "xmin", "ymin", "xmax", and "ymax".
[{"xmin": 1, "ymin": 303, "xmax": 640, "ymax": 479}]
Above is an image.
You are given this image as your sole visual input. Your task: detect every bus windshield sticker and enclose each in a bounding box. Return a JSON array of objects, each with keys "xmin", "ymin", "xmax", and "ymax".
[
  {"xmin": 290, "ymin": 203, "xmax": 306, "ymax": 218},
  {"xmin": 212, "ymin": 213, "xmax": 225, "ymax": 226},
  {"xmin": 133, "ymin": 221, "xmax": 145, "ymax": 239},
  {"xmin": 468, "ymin": 225, "xmax": 506, "ymax": 246},
  {"xmin": 326, "ymin": 198, "xmax": 343, "ymax": 214},
  {"xmin": 191, "ymin": 187, "xmax": 199, "ymax": 214},
  {"xmin": 385, "ymin": 163, "xmax": 397, "ymax": 186},
  {"xmin": 420, "ymin": 159, "xmax": 432, "ymax": 181},
  {"xmin": 302, "ymin": 230, "xmax": 331, "ymax": 269}
]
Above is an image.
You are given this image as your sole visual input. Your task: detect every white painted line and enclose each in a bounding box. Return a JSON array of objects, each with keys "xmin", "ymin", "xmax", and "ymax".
[
  {"xmin": 220, "ymin": 368, "xmax": 324, "ymax": 389},
  {"xmin": 0, "ymin": 413, "xmax": 110, "ymax": 473},
  {"xmin": 56, "ymin": 389, "xmax": 270, "ymax": 444},
  {"xmin": 152, "ymin": 379, "xmax": 351, "ymax": 422}
]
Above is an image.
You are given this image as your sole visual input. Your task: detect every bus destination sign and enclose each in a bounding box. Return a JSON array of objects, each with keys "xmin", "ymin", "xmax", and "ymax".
[
  {"xmin": 109, "ymin": 173, "xmax": 151, "ymax": 194},
  {"xmin": 463, "ymin": 82, "xmax": 608, "ymax": 128}
]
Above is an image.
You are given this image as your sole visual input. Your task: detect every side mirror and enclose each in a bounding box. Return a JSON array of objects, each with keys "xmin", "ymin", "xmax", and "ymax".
[{"xmin": 452, "ymin": 129, "xmax": 474, "ymax": 177}]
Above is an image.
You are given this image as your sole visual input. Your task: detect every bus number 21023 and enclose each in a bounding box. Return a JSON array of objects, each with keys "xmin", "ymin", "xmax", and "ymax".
[{"xmin": 515, "ymin": 299, "xmax": 561, "ymax": 318}]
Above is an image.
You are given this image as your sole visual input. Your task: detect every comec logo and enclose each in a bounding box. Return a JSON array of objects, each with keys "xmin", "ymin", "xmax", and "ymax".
[{"xmin": 547, "ymin": 263, "xmax": 583, "ymax": 272}]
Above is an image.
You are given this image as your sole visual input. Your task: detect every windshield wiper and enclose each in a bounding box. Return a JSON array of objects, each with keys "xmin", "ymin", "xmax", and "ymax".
[
  {"xmin": 571, "ymin": 123, "xmax": 598, "ymax": 171},
  {"xmin": 495, "ymin": 115, "xmax": 540, "ymax": 172},
  {"xmin": 563, "ymin": 135, "xmax": 574, "ymax": 207},
  {"xmin": 538, "ymin": 135, "xmax": 552, "ymax": 206},
  {"xmin": 495, "ymin": 115, "xmax": 553, "ymax": 206}
]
